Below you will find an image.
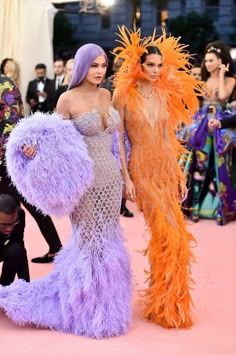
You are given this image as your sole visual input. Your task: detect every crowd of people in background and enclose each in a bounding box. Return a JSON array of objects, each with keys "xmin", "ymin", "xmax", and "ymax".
[
  {"xmin": 180, "ymin": 40, "xmax": 236, "ymax": 225},
  {"xmin": 0, "ymin": 37, "xmax": 236, "ymax": 288}
]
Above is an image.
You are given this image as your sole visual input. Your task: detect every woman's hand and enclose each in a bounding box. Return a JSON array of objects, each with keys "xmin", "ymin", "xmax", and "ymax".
[
  {"xmin": 179, "ymin": 183, "xmax": 188, "ymax": 202},
  {"xmin": 124, "ymin": 178, "xmax": 136, "ymax": 202},
  {"xmin": 230, "ymin": 101, "xmax": 236, "ymax": 110},
  {"xmin": 208, "ymin": 118, "xmax": 221, "ymax": 130},
  {"xmin": 22, "ymin": 145, "xmax": 37, "ymax": 158},
  {"xmin": 218, "ymin": 63, "xmax": 229, "ymax": 76}
]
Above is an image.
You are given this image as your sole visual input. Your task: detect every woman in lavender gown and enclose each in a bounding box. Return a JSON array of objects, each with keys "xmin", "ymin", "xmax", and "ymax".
[{"xmin": 0, "ymin": 44, "xmax": 131, "ymax": 338}]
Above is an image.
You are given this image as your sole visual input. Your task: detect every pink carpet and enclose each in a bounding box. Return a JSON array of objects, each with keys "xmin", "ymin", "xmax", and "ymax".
[{"xmin": 1, "ymin": 203, "xmax": 235, "ymax": 355}]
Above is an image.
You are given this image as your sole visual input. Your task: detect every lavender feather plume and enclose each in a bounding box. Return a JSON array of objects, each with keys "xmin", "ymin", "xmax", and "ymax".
[
  {"xmin": 6, "ymin": 112, "xmax": 93, "ymax": 216},
  {"xmin": 0, "ymin": 225, "xmax": 132, "ymax": 338}
]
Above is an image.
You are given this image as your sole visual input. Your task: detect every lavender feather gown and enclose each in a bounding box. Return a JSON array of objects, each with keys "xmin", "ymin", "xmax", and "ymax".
[{"xmin": 0, "ymin": 108, "xmax": 132, "ymax": 338}]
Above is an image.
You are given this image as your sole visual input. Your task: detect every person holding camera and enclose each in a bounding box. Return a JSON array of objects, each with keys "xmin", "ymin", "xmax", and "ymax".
[{"xmin": 0, "ymin": 194, "xmax": 30, "ymax": 286}]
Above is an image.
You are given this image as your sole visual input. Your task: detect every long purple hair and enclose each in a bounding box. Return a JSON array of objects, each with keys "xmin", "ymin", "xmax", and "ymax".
[{"xmin": 69, "ymin": 43, "xmax": 107, "ymax": 89}]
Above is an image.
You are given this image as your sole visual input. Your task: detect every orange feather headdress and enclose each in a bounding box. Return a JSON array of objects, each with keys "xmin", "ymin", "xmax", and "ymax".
[{"xmin": 113, "ymin": 26, "xmax": 203, "ymax": 128}]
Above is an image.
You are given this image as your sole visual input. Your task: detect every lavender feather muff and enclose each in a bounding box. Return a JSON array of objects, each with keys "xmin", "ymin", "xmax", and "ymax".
[{"xmin": 6, "ymin": 112, "xmax": 93, "ymax": 216}]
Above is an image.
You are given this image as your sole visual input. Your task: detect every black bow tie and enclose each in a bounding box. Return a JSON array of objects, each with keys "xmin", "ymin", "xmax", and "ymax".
[{"xmin": 37, "ymin": 78, "xmax": 45, "ymax": 83}]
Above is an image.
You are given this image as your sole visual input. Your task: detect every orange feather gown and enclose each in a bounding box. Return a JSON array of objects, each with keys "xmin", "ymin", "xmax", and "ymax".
[{"xmin": 113, "ymin": 27, "xmax": 202, "ymax": 328}]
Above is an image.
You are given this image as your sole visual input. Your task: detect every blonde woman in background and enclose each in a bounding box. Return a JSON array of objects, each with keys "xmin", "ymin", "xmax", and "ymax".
[{"xmin": 0, "ymin": 58, "xmax": 20, "ymax": 87}]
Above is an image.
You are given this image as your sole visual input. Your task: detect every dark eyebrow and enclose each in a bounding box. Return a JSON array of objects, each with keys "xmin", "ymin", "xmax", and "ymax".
[
  {"xmin": 146, "ymin": 61, "xmax": 163, "ymax": 65},
  {"xmin": 92, "ymin": 61, "xmax": 107, "ymax": 65}
]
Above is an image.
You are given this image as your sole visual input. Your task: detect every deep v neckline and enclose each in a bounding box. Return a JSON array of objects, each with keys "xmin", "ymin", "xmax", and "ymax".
[
  {"xmin": 142, "ymin": 104, "xmax": 161, "ymax": 131},
  {"xmin": 137, "ymin": 91, "xmax": 162, "ymax": 130}
]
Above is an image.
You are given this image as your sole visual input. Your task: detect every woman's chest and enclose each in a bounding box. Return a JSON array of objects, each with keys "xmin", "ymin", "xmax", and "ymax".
[
  {"xmin": 127, "ymin": 96, "xmax": 167, "ymax": 129},
  {"xmin": 205, "ymin": 81, "xmax": 219, "ymax": 100},
  {"xmin": 69, "ymin": 93, "xmax": 110, "ymax": 121}
]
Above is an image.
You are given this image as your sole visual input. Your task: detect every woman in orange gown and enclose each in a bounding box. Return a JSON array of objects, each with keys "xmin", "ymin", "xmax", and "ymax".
[{"xmin": 113, "ymin": 27, "xmax": 201, "ymax": 328}]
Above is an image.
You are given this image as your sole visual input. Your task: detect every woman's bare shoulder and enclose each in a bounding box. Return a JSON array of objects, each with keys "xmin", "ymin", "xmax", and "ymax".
[
  {"xmin": 58, "ymin": 90, "xmax": 73, "ymax": 103},
  {"xmin": 226, "ymin": 76, "xmax": 236, "ymax": 84},
  {"xmin": 99, "ymin": 87, "xmax": 112, "ymax": 99},
  {"xmin": 56, "ymin": 91, "xmax": 75, "ymax": 118}
]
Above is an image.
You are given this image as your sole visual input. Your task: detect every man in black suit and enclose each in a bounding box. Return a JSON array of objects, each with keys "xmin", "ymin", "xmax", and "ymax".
[
  {"xmin": 50, "ymin": 59, "xmax": 65, "ymax": 108},
  {"xmin": 52, "ymin": 59, "xmax": 65, "ymax": 91},
  {"xmin": 0, "ymin": 194, "xmax": 30, "ymax": 285},
  {"xmin": 26, "ymin": 63, "xmax": 54, "ymax": 113}
]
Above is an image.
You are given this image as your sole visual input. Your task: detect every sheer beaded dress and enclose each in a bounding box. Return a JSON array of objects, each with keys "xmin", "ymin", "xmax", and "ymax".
[{"xmin": 0, "ymin": 107, "xmax": 131, "ymax": 338}]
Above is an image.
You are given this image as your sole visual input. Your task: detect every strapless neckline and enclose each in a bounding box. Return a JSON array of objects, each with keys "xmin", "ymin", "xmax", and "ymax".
[
  {"xmin": 72, "ymin": 106, "xmax": 118, "ymax": 121},
  {"xmin": 72, "ymin": 106, "xmax": 120, "ymax": 136}
]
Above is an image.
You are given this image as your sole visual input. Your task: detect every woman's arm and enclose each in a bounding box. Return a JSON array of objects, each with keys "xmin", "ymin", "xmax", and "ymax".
[
  {"xmin": 218, "ymin": 65, "xmax": 235, "ymax": 102},
  {"xmin": 118, "ymin": 105, "xmax": 131, "ymax": 182},
  {"xmin": 113, "ymin": 96, "xmax": 136, "ymax": 201},
  {"xmin": 163, "ymin": 120, "xmax": 188, "ymax": 202},
  {"xmin": 55, "ymin": 92, "xmax": 71, "ymax": 119}
]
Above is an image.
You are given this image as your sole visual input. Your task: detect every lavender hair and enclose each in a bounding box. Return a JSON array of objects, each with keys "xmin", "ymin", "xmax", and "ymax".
[{"xmin": 69, "ymin": 43, "xmax": 107, "ymax": 89}]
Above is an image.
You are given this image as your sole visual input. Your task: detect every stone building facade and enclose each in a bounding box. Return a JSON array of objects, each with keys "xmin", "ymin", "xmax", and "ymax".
[{"xmin": 60, "ymin": 0, "xmax": 236, "ymax": 49}]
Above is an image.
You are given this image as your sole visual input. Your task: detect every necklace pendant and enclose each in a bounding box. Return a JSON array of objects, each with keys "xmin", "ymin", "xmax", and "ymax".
[{"xmin": 138, "ymin": 89, "xmax": 154, "ymax": 99}]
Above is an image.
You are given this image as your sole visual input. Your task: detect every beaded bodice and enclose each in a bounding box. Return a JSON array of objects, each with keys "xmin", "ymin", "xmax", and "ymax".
[
  {"xmin": 73, "ymin": 106, "xmax": 120, "ymax": 136},
  {"xmin": 71, "ymin": 106, "xmax": 123, "ymax": 245}
]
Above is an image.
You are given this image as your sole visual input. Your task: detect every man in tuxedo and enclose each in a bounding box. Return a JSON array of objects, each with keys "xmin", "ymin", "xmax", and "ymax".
[
  {"xmin": 26, "ymin": 63, "xmax": 54, "ymax": 113},
  {"xmin": 53, "ymin": 59, "xmax": 65, "ymax": 91},
  {"xmin": 50, "ymin": 59, "xmax": 65, "ymax": 107},
  {"xmin": 0, "ymin": 194, "xmax": 30, "ymax": 285}
]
